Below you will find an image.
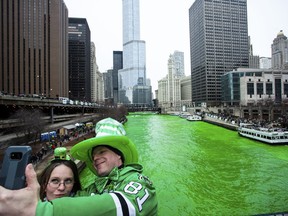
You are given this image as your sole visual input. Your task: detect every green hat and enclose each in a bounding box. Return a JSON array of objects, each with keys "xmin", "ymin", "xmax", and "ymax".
[
  {"xmin": 70, "ymin": 118, "xmax": 138, "ymax": 175},
  {"xmin": 53, "ymin": 147, "xmax": 70, "ymax": 160}
]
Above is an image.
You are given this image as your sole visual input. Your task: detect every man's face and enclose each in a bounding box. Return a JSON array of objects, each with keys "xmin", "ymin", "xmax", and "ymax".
[{"xmin": 92, "ymin": 146, "xmax": 123, "ymax": 177}]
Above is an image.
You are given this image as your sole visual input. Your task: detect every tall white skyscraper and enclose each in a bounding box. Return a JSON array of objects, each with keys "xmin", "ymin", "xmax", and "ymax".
[
  {"xmin": 157, "ymin": 53, "xmax": 183, "ymax": 112},
  {"xmin": 118, "ymin": 0, "xmax": 151, "ymax": 105},
  {"xmin": 172, "ymin": 51, "xmax": 185, "ymax": 78}
]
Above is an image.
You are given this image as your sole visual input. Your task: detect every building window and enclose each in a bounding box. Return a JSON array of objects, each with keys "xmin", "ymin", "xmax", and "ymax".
[
  {"xmin": 247, "ymin": 83, "xmax": 254, "ymax": 96},
  {"xmin": 266, "ymin": 83, "xmax": 273, "ymax": 95},
  {"xmin": 257, "ymin": 83, "xmax": 263, "ymax": 96},
  {"xmin": 284, "ymin": 83, "xmax": 288, "ymax": 96}
]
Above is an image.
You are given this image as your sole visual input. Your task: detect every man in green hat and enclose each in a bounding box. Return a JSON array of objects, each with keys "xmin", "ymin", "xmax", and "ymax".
[{"xmin": 0, "ymin": 118, "xmax": 158, "ymax": 216}]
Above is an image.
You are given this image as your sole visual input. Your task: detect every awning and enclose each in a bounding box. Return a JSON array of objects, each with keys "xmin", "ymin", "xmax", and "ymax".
[{"xmin": 63, "ymin": 124, "xmax": 77, "ymax": 130}]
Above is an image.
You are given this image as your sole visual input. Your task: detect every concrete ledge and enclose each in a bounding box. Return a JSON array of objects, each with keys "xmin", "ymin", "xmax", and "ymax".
[{"xmin": 203, "ymin": 116, "xmax": 238, "ymax": 131}]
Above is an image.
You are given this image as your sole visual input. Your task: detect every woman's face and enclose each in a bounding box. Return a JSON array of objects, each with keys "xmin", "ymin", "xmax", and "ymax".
[{"xmin": 45, "ymin": 164, "xmax": 74, "ymax": 201}]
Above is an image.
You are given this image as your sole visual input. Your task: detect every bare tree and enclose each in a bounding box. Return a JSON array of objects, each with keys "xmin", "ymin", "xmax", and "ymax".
[
  {"xmin": 96, "ymin": 105, "xmax": 128, "ymax": 123},
  {"xmin": 9, "ymin": 108, "xmax": 46, "ymax": 144}
]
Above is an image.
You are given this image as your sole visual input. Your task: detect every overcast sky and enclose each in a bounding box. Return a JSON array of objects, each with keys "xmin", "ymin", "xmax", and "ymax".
[{"xmin": 64, "ymin": 0, "xmax": 288, "ymax": 92}]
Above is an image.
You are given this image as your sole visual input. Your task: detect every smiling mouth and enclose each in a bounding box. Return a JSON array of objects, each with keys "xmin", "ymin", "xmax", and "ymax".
[
  {"xmin": 95, "ymin": 161, "xmax": 105, "ymax": 168},
  {"xmin": 55, "ymin": 194, "xmax": 66, "ymax": 197}
]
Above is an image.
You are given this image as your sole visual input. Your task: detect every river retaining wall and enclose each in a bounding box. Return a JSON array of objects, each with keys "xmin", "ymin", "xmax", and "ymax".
[{"xmin": 203, "ymin": 115, "xmax": 239, "ymax": 131}]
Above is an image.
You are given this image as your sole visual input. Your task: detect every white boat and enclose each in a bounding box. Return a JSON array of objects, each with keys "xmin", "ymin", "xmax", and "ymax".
[
  {"xmin": 238, "ymin": 123, "xmax": 288, "ymax": 145},
  {"xmin": 186, "ymin": 115, "xmax": 202, "ymax": 121}
]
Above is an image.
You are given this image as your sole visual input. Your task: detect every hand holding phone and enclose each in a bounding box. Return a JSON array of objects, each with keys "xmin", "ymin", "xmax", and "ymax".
[{"xmin": 0, "ymin": 146, "xmax": 32, "ymax": 189}]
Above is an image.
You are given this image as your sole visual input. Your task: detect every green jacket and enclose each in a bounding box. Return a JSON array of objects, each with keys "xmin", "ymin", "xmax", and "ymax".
[{"xmin": 36, "ymin": 164, "xmax": 158, "ymax": 216}]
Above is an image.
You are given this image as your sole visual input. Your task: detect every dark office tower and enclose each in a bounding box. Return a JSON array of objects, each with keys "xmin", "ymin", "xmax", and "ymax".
[
  {"xmin": 113, "ymin": 51, "xmax": 123, "ymax": 104},
  {"xmin": 0, "ymin": 0, "xmax": 69, "ymax": 98},
  {"xmin": 68, "ymin": 18, "xmax": 91, "ymax": 102},
  {"xmin": 189, "ymin": 0, "xmax": 249, "ymax": 106}
]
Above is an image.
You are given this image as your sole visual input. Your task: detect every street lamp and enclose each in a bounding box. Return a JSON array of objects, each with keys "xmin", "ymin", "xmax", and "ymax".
[{"xmin": 49, "ymin": 88, "xmax": 52, "ymax": 98}]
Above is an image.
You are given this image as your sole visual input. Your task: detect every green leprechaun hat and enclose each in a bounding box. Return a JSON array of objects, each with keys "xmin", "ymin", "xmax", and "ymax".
[{"xmin": 53, "ymin": 147, "xmax": 70, "ymax": 160}]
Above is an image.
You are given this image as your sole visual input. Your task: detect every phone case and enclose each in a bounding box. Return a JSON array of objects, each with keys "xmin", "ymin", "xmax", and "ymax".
[{"xmin": 0, "ymin": 146, "xmax": 32, "ymax": 189}]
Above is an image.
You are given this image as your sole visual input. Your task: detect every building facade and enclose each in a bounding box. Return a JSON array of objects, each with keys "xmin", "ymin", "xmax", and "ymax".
[
  {"xmin": 68, "ymin": 18, "xmax": 91, "ymax": 102},
  {"xmin": 0, "ymin": 0, "xmax": 69, "ymax": 98},
  {"xmin": 113, "ymin": 51, "xmax": 123, "ymax": 104},
  {"xmin": 248, "ymin": 36, "xmax": 259, "ymax": 69},
  {"xmin": 91, "ymin": 42, "xmax": 101, "ymax": 103},
  {"xmin": 103, "ymin": 69, "xmax": 113, "ymax": 101},
  {"xmin": 118, "ymin": 0, "xmax": 151, "ymax": 105},
  {"xmin": 180, "ymin": 75, "xmax": 192, "ymax": 109},
  {"xmin": 158, "ymin": 54, "xmax": 182, "ymax": 111},
  {"xmin": 189, "ymin": 0, "xmax": 249, "ymax": 107},
  {"xmin": 260, "ymin": 57, "xmax": 272, "ymax": 69},
  {"xmin": 271, "ymin": 30, "xmax": 288, "ymax": 70},
  {"xmin": 95, "ymin": 71, "xmax": 104, "ymax": 104},
  {"xmin": 172, "ymin": 51, "xmax": 185, "ymax": 78},
  {"xmin": 222, "ymin": 68, "xmax": 288, "ymax": 106}
]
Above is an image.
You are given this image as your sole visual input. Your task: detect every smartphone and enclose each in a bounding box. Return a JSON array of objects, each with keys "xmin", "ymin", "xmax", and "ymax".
[{"xmin": 0, "ymin": 146, "xmax": 32, "ymax": 189}]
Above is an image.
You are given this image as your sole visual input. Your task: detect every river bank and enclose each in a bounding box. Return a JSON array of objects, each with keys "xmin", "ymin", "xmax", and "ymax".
[{"xmin": 202, "ymin": 114, "xmax": 239, "ymax": 131}]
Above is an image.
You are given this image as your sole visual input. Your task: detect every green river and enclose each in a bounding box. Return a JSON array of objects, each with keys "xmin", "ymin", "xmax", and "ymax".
[{"xmin": 80, "ymin": 113, "xmax": 288, "ymax": 215}]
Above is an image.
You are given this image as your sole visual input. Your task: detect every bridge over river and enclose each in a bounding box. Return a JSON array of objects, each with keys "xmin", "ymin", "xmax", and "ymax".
[{"xmin": 0, "ymin": 95, "xmax": 161, "ymax": 130}]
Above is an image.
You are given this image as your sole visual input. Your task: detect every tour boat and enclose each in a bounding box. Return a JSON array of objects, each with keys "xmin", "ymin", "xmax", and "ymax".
[
  {"xmin": 238, "ymin": 123, "xmax": 288, "ymax": 145},
  {"xmin": 186, "ymin": 115, "xmax": 202, "ymax": 121}
]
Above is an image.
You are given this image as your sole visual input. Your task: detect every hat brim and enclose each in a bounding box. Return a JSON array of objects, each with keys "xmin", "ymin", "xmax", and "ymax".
[{"xmin": 70, "ymin": 135, "xmax": 138, "ymax": 175}]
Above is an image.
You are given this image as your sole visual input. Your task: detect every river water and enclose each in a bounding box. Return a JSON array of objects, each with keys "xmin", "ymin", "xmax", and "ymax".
[{"xmin": 80, "ymin": 113, "xmax": 288, "ymax": 215}]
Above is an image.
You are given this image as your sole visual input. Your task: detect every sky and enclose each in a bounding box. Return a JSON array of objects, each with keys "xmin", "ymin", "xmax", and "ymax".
[{"xmin": 64, "ymin": 0, "xmax": 288, "ymax": 92}]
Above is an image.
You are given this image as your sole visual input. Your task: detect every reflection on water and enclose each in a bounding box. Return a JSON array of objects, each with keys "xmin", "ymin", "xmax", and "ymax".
[{"xmin": 80, "ymin": 114, "xmax": 288, "ymax": 215}]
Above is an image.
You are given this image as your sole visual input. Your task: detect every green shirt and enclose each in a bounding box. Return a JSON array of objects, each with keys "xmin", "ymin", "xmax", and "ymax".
[{"xmin": 36, "ymin": 164, "xmax": 158, "ymax": 216}]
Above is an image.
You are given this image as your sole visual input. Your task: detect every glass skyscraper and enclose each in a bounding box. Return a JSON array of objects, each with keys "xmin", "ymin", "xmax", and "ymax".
[
  {"xmin": 189, "ymin": 0, "xmax": 249, "ymax": 106},
  {"xmin": 119, "ymin": 0, "xmax": 151, "ymax": 105}
]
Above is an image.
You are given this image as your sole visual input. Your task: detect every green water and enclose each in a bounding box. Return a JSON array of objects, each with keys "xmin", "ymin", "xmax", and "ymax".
[{"xmin": 80, "ymin": 114, "xmax": 288, "ymax": 215}]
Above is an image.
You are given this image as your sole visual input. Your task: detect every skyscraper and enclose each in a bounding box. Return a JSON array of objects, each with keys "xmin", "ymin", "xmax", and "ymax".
[
  {"xmin": 271, "ymin": 30, "xmax": 288, "ymax": 70},
  {"xmin": 91, "ymin": 42, "xmax": 100, "ymax": 102},
  {"xmin": 68, "ymin": 18, "xmax": 91, "ymax": 102},
  {"xmin": 103, "ymin": 69, "xmax": 113, "ymax": 100},
  {"xmin": 248, "ymin": 36, "xmax": 260, "ymax": 69},
  {"xmin": 172, "ymin": 51, "xmax": 185, "ymax": 78},
  {"xmin": 113, "ymin": 51, "xmax": 123, "ymax": 104},
  {"xmin": 118, "ymin": 0, "xmax": 151, "ymax": 105},
  {"xmin": 0, "ymin": 0, "xmax": 69, "ymax": 98},
  {"xmin": 189, "ymin": 0, "xmax": 249, "ymax": 106},
  {"xmin": 157, "ymin": 53, "xmax": 183, "ymax": 111},
  {"xmin": 259, "ymin": 57, "xmax": 272, "ymax": 69}
]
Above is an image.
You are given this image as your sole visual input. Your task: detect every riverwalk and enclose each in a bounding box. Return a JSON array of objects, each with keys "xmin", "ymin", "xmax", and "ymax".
[{"xmin": 203, "ymin": 114, "xmax": 239, "ymax": 131}]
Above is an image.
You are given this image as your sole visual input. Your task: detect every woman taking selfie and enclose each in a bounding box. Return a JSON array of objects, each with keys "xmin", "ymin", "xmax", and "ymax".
[{"xmin": 38, "ymin": 148, "xmax": 81, "ymax": 201}]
